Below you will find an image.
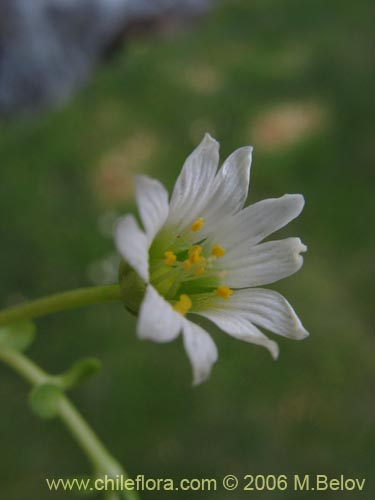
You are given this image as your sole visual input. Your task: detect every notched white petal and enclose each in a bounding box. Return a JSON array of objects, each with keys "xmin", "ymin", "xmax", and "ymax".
[
  {"xmin": 220, "ymin": 146, "xmax": 252, "ymax": 206},
  {"xmin": 137, "ymin": 285, "xmax": 182, "ymax": 343},
  {"xmin": 182, "ymin": 319, "xmax": 218, "ymax": 386},
  {"xmin": 135, "ymin": 175, "xmax": 169, "ymax": 242},
  {"xmin": 202, "ymin": 146, "xmax": 253, "ymax": 225},
  {"xmin": 115, "ymin": 215, "xmax": 149, "ymax": 282},
  {"xmin": 168, "ymin": 133, "xmax": 219, "ymax": 228},
  {"xmin": 200, "ymin": 310, "xmax": 279, "ymax": 360},
  {"xmin": 217, "ymin": 288, "xmax": 309, "ymax": 341},
  {"xmin": 225, "ymin": 237, "xmax": 307, "ymax": 288},
  {"xmin": 221, "ymin": 145, "xmax": 253, "ymax": 181},
  {"xmin": 214, "ymin": 194, "xmax": 305, "ymax": 251}
]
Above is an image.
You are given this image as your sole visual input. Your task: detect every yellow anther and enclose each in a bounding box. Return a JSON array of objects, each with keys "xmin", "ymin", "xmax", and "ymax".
[
  {"xmin": 211, "ymin": 244, "xmax": 225, "ymax": 258},
  {"xmin": 197, "ymin": 256, "xmax": 206, "ymax": 267},
  {"xmin": 190, "ymin": 217, "xmax": 205, "ymax": 232},
  {"xmin": 173, "ymin": 294, "xmax": 192, "ymax": 316},
  {"xmin": 188, "ymin": 245, "xmax": 204, "ymax": 264},
  {"xmin": 215, "ymin": 286, "xmax": 233, "ymax": 300},
  {"xmin": 194, "ymin": 267, "xmax": 205, "ymax": 277},
  {"xmin": 188, "ymin": 245, "xmax": 202, "ymax": 257},
  {"xmin": 164, "ymin": 250, "xmax": 177, "ymax": 266},
  {"xmin": 183, "ymin": 259, "xmax": 192, "ymax": 271}
]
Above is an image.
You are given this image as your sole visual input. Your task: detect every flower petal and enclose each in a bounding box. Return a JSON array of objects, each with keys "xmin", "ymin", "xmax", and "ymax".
[
  {"xmin": 223, "ymin": 238, "xmax": 307, "ymax": 288},
  {"xmin": 211, "ymin": 194, "xmax": 304, "ymax": 251},
  {"xmin": 167, "ymin": 133, "xmax": 219, "ymax": 229},
  {"xmin": 198, "ymin": 309, "xmax": 279, "ymax": 359},
  {"xmin": 164, "ymin": 139, "xmax": 253, "ymax": 243},
  {"xmin": 182, "ymin": 319, "xmax": 218, "ymax": 386},
  {"xmin": 206, "ymin": 288, "xmax": 309, "ymax": 341},
  {"xmin": 137, "ymin": 285, "xmax": 182, "ymax": 342},
  {"xmin": 115, "ymin": 215, "xmax": 149, "ymax": 282},
  {"xmin": 202, "ymin": 146, "xmax": 253, "ymax": 226},
  {"xmin": 135, "ymin": 175, "xmax": 169, "ymax": 242}
]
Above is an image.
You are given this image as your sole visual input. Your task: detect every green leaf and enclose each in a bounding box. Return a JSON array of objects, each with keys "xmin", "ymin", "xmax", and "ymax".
[
  {"xmin": 0, "ymin": 320, "xmax": 36, "ymax": 352},
  {"xmin": 60, "ymin": 358, "xmax": 102, "ymax": 390},
  {"xmin": 29, "ymin": 383, "xmax": 63, "ymax": 420}
]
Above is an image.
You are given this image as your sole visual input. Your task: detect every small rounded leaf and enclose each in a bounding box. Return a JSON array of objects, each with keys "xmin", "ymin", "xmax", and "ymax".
[
  {"xmin": 60, "ymin": 358, "xmax": 102, "ymax": 390},
  {"xmin": 29, "ymin": 383, "xmax": 63, "ymax": 420},
  {"xmin": 0, "ymin": 320, "xmax": 36, "ymax": 352}
]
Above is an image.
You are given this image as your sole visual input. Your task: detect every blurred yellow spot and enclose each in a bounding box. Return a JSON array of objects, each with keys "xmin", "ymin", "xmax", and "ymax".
[
  {"xmin": 250, "ymin": 101, "xmax": 327, "ymax": 152},
  {"xmin": 164, "ymin": 251, "xmax": 177, "ymax": 266},
  {"xmin": 183, "ymin": 63, "xmax": 223, "ymax": 95},
  {"xmin": 216, "ymin": 286, "xmax": 233, "ymax": 300},
  {"xmin": 211, "ymin": 244, "xmax": 225, "ymax": 258},
  {"xmin": 190, "ymin": 217, "xmax": 204, "ymax": 232},
  {"xmin": 94, "ymin": 131, "xmax": 159, "ymax": 207},
  {"xmin": 173, "ymin": 295, "xmax": 192, "ymax": 316}
]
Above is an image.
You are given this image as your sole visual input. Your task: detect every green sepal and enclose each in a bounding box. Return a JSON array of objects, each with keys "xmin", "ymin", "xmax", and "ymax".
[
  {"xmin": 29, "ymin": 383, "xmax": 63, "ymax": 420},
  {"xmin": 0, "ymin": 320, "xmax": 36, "ymax": 352},
  {"xmin": 59, "ymin": 358, "xmax": 102, "ymax": 390},
  {"xmin": 118, "ymin": 260, "xmax": 146, "ymax": 315}
]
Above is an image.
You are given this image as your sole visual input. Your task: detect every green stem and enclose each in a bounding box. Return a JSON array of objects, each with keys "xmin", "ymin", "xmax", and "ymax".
[
  {"xmin": 0, "ymin": 285, "xmax": 121, "ymax": 326},
  {"xmin": 0, "ymin": 345, "xmax": 45, "ymax": 384},
  {"xmin": 0, "ymin": 345, "xmax": 140, "ymax": 500},
  {"xmin": 58, "ymin": 398, "xmax": 123, "ymax": 475}
]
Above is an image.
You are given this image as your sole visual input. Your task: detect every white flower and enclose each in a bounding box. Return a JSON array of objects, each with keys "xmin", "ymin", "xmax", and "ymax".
[{"xmin": 115, "ymin": 134, "xmax": 308, "ymax": 385}]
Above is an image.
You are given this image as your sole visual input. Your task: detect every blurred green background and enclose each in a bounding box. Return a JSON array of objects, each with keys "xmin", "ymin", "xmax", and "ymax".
[{"xmin": 0, "ymin": 0, "xmax": 374, "ymax": 498}]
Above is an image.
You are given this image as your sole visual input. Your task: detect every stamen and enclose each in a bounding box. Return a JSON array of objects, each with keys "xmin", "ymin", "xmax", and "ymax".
[
  {"xmin": 190, "ymin": 217, "xmax": 205, "ymax": 232},
  {"xmin": 194, "ymin": 267, "xmax": 205, "ymax": 277},
  {"xmin": 183, "ymin": 260, "xmax": 192, "ymax": 271},
  {"xmin": 188, "ymin": 245, "xmax": 204, "ymax": 265},
  {"xmin": 188, "ymin": 245, "xmax": 202, "ymax": 257},
  {"xmin": 215, "ymin": 286, "xmax": 233, "ymax": 300},
  {"xmin": 164, "ymin": 250, "xmax": 177, "ymax": 266},
  {"xmin": 211, "ymin": 244, "xmax": 225, "ymax": 258},
  {"xmin": 173, "ymin": 294, "xmax": 192, "ymax": 316}
]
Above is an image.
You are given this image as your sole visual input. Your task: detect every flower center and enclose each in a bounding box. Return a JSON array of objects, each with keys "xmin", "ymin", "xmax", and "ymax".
[{"xmin": 150, "ymin": 217, "xmax": 233, "ymax": 315}]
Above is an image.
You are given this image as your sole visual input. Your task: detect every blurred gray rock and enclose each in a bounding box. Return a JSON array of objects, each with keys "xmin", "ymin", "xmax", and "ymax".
[{"xmin": 0, "ymin": 0, "xmax": 211, "ymax": 116}]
